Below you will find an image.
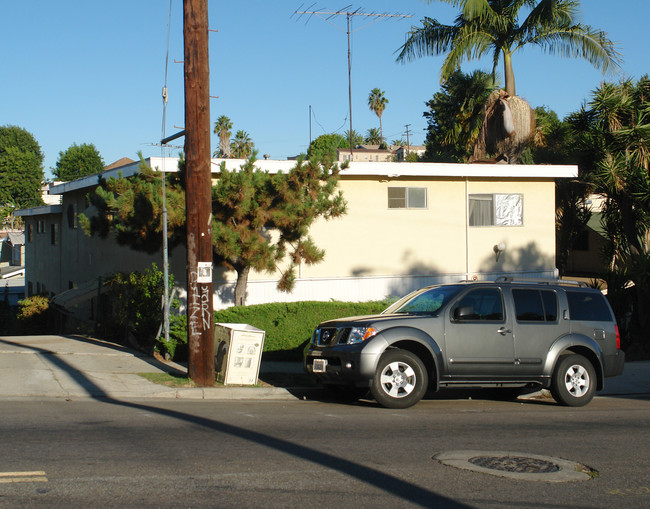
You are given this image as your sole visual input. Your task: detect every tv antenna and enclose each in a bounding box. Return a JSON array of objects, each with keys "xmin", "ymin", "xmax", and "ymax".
[{"xmin": 293, "ymin": 5, "xmax": 411, "ymax": 157}]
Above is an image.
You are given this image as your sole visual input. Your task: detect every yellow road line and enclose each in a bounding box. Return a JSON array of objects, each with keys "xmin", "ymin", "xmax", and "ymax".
[{"xmin": 0, "ymin": 471, "xmax": 48, "ymax": 483}]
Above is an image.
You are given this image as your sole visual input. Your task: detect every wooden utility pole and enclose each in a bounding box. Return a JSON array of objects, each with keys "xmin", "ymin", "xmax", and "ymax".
[
  {"xmin": 404, "ymin": 124, "xmax": 411, "ymax": 158},
  {"xmin": 184, "ymin": 0, "xmax": 214, "ymax": 386}
]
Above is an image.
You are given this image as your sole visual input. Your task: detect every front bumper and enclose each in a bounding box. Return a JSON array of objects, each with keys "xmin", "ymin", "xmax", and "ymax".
[{"xmin": 304, "ymin": 344, "xmax": 379, "ymax": 386}]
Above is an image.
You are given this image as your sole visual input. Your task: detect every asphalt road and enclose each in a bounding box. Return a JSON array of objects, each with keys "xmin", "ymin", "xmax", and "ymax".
[{"xmin": 1, "ymin": 395, "xmax": 649, "ymax": 508}]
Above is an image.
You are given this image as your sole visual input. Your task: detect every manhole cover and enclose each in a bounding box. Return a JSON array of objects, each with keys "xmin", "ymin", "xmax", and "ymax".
[
  {"xmin": 468, "ymin": 455, "xmax": 560, "ymax": 474},
  {"xmin": 434, "ymin": 450, "xmax": 597, "ymax": 482}
]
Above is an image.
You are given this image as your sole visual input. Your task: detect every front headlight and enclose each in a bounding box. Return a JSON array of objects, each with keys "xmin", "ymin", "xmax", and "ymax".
[{"xmin": 347, "ymin": 327, "xmax": 378, "ymax": 344}]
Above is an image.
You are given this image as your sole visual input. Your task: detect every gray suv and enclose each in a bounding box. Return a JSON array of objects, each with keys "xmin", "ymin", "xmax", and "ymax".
[{"xmin": 304, "ymin": 278, "xmax": 625, "ymax": 409}]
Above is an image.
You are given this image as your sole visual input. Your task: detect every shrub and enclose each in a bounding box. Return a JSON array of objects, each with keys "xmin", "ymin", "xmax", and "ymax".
[
  {"xmin": 156, "ymin": 311, "xmax": 188, "ymax": 362},
  {"xmin": 100, "ymin": 263, "xmax": 171, "ymax": 353},
  {"xmin": 215, "ymin": 300, "xmax": 389, "ymax": 358},
  {"xmin": 16, "ymin": 295, "xmax": 51, "ymax": 334}
]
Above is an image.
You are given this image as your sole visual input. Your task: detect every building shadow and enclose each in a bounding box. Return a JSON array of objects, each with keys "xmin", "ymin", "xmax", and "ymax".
[{"xmin": 478, "ymin": 241, "xmax": 554, "ymax": 275}]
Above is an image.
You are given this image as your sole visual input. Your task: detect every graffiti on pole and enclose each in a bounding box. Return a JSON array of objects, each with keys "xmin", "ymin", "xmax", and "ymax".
[{"xmin": 188, "ymin": 268, "xmax": 212, "ymax": 340}]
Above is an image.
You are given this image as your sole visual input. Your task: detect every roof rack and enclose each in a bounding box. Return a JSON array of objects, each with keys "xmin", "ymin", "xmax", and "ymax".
[{"xmin": 495, "ymin": 276, "xmax": 589, "ymax": 288}]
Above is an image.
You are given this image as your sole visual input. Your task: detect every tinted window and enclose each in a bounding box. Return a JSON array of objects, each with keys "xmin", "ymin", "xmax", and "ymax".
[
  {"xmin": 567, "ymin": 291, "xmax": 613, "ymax": 322},
  {"xmin": 513, "ymin": 289, "xmax": 544, "ymax": 321},
  {"xmin": 540, "ymin": 290, "xmax": 558, "ymax": 321},
  {"xmin": 455, "ymin": 288, "xmax": 504, "ymax": 321},
  {"xmin": 513, "ymin": 289, "xmax": 558, "ymax": 322}
]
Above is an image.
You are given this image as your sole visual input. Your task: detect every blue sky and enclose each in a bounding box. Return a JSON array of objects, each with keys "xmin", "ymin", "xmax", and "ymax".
[{"xmin": 2, "ymin": 1, "xmax": 648, "ymax": 178}]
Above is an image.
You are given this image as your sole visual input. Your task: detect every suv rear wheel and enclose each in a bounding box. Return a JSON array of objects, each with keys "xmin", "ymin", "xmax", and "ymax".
[
  {"xmin": 371, "ymin": 349, "xmax": 427, "ymax": 409},
  {"xmin": 551, "ymin": 354, "xmax": 596, "ymax": 407}
]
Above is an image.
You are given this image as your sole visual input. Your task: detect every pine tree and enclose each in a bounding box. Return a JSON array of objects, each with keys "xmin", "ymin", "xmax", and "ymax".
[{"xmin": 82, "ymin": 154, "xmax": 347, "ymax": 306}]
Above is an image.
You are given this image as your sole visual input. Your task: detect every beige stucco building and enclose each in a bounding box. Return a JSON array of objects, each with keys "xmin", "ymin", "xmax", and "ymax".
[
  {"xmin": 17, "ymin": 157, "xmax": 575, "ymax": 310},
  {"xmin": 337, "ymin": 146, "xmax": 394, "ymax": 163}
]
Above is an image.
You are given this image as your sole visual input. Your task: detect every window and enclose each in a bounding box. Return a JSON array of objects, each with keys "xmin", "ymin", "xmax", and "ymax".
[
  {"xmin": 385, "ymin": 285, "xmax": 463, "ymax": 315},
  {"xmin": 469, "ymin": 194, "xmax": 523, "ymax": 226},
  {"xmin": 67, "ymin": 203, "xmax": 78, "ymax": 229},
  {"xmin": 454, "ymin": 288, "xmax": 504, "ymax": 321},
  {"xmin": 567, "ymin": 291, "xmax": 613, "ymax": 322},
  {"xmin": 27, "ymin": 224, "xmax": 33, "ymax": 242},
  {"xmin": 540, "ymin": 291, "xmax": 558, "ymax": 321},
  {"xmin": 51, "ymin": 223, "xmax": 59, "ymax": 245},
  {"xmin": 388, "ymin": 187, "xmax": 427, "ymax": 209},
  {"xmin": 513, "ymin": 289, "xmax": 557, "ymax": 322},
  {"xmin": 37, "ymin": 220, "xmax": 45, "ymax": 233}
]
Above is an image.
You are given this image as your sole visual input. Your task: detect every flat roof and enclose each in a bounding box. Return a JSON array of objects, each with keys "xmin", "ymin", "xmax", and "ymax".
[
  {"xmin": 45, "ymin": 157, "xmax": 577, "ymax": 196},
  {"xmin": 15, "ymin": 204, "xmax": 62, "ymax": 217}
]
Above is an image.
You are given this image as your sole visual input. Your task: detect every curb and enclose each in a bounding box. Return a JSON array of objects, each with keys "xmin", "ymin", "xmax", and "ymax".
[{"xmin": 5, "ymin": 386, "xmax": 324, "ymax": 402}]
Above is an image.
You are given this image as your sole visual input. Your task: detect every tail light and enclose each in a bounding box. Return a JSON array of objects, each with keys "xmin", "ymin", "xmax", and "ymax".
[{"xmin": 615, "ymin": 325, "xmax": 621, "ymax": 349}]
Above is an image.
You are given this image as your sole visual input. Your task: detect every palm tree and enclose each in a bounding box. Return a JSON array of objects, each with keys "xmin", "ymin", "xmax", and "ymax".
[
  {"xmin": 399, "ymin": 1, "xmax": 620, "ymax": 162},
  {"xmin": 344, "ymin": 129, "xmax": 364, "ymax": 148},
  {"xmin": 396, "ymin": 0, "xmax": 621, "ymax": 97},
  {"xmin": 571, "ymin": 77, "xmax": 650, "ymax": 259},
  {"xmin": 368, "ymin": 88, "xmax": 388, "ymax": 143},
  {"xmin": 424, "ymin": 69, "xmax": 497, "ymax": 161},
  {"xmin": 365, "ymin": 128, "xmax": 382, "ymax": 145},
  {"xmin": 213, "ymin": 115, "xmax": 233, "ymax": 158},
  {"xmin": 568, "ymin": 76, "xmax": 650, "ymax": 346},
  {"xmin": 230, "ymin": 130, "xmax": 254, "ymax": 159}
]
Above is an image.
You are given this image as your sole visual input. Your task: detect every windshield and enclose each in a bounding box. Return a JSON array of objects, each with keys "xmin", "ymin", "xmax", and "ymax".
[{"xmin": 383, "ymin": 285, "xmax": 464, "ymax": 315}]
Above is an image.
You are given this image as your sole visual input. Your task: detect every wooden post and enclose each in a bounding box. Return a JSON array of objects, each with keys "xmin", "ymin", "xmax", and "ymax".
[{"xmin": 184, "ymin": 0, "xmax": 214, "ymax": 386}]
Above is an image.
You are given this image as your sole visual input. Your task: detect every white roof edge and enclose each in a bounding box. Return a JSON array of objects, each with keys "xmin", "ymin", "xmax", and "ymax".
[
  {"xmin": 211, "ymin": 158, "xmax": 577, "ymax": 179},
  {"xmin": 15, "ymin": 204, "xmax": 63, "ymax": 217},
  {"xmin": 339, "ymin": 162, "xmax": 577, "ymax": 179},
  {"xmin": 45, "ymin": 157, "xmax": 577, "ymax": 195},
  {"xmin": 1, "ymin": 267, "xmax": 25, "ymax": 279},
  {"xmin": 48, "ymin": 161, "xmax": 143, "ymax": 195}
]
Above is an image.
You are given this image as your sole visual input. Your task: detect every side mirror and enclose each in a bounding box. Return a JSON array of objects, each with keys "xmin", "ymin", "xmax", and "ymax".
[{"xmin": 454, "ymin": 306, "xmax": 474, "ymax": 321}]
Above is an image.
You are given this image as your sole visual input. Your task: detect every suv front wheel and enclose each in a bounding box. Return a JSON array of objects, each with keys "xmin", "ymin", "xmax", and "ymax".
[
  {"xmin": 371, "ymin": 349, "xmax": 428, "ymax": 409},
  {"xmin": 551, "ymin": 354, "xmax": 596, "ymax": 407}
]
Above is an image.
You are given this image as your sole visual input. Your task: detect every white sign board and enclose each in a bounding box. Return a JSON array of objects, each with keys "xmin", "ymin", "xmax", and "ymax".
[
  {"xmin": 215, "ymin": 323, "xmax": 265, "ymax": 385},
  {"xmin": 196, "ymin": 261, "xmax": 213, "ymax": 283}
]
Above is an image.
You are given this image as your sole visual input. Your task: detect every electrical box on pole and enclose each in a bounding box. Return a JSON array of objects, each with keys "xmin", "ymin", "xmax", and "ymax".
[{"xmin": 184, "ymin": 0, "xmax": 214, "ymax": 386}]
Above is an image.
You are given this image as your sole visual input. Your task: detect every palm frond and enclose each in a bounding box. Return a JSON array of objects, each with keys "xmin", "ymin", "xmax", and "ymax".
[
  {"xmin": 440, "ymin": 26, "xmax": 495, "ymax": 80},
  {"xmin": 396, "ymin": 18, "xmax": 458, "ymax": 63},
  {"xmin": 529, "ymin": 24, "xmax": 622, "ymax": 75}
]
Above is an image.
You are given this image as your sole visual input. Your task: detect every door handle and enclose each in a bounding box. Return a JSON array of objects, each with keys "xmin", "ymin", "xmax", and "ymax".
[{"xmin": 497, "ymin": 327, "xmax": 512, "ymax": 335}]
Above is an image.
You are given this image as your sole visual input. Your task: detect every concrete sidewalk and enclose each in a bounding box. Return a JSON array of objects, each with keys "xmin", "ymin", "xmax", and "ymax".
[
  {"xmin": 0, "ymin": 335, "xmax": 307, "ymax": 401},
  {"xmin": 0, "ymin": 334, "xmax": 648, "ymax": 401}
]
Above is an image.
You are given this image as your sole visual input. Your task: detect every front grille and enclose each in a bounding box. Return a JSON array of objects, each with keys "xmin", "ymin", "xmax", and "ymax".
[{"xmin": 316, "ymin": 327, "xmax": 351, "ymax": 346}]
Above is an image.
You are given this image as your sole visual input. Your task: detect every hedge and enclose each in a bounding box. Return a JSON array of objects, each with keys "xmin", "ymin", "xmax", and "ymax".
[{"xmin": 165, "ymin": 299, "xmax": 391, "ymax": 361}]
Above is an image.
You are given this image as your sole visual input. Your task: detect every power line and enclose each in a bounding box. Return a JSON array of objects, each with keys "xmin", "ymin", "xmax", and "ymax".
[{"xmin": 293, "ymin": 6, "xmax": 411, "ymax": 157}]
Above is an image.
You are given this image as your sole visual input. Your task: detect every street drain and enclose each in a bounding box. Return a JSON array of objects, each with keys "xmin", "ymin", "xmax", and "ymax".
[
  {"xmin": 468, "ymin": 455, "xmax": 560, "ymax": 474},
  {"xmin": 435, "ymin": 450, "xmax": 597, "ymax": 482}
]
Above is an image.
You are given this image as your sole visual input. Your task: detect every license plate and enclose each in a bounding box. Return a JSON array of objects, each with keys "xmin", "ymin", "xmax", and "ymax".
[{"xmin": 313, "ymin": 358, "xmax": 328, "ymax": 373}]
